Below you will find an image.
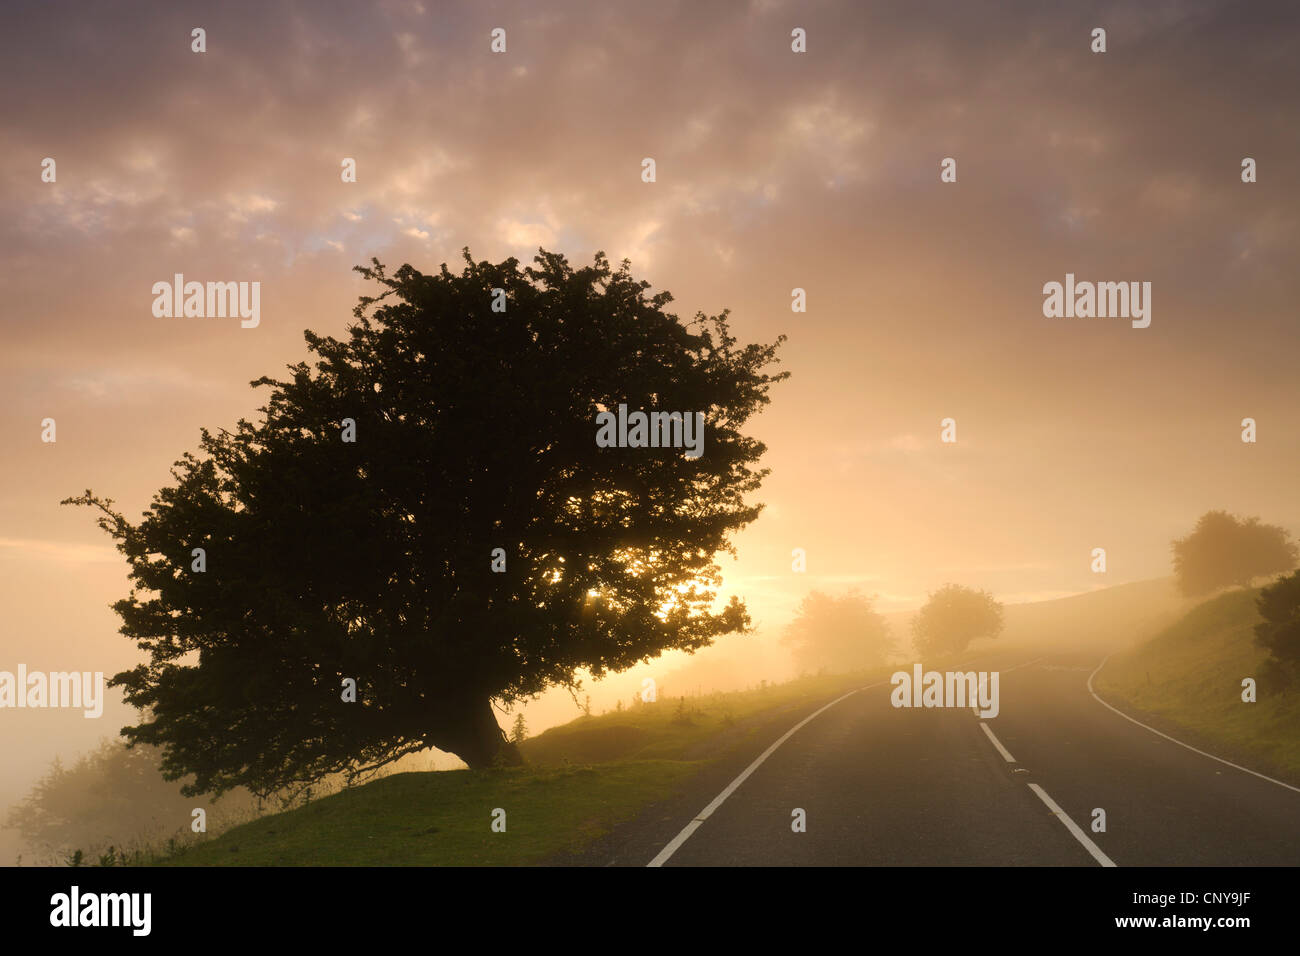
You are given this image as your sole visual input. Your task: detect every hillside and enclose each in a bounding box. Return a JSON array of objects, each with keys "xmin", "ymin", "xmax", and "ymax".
[
  {"xmin": 1094, "ymin": 587, "xmax": 1300, "ymax": 782},
  {"xmin": 153, "ymin": 671, "xmax": 868, "ymax": 866}
]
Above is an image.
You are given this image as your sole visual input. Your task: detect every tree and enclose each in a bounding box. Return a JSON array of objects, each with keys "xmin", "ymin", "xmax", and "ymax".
[
  {"xmin": 911, "ymin": 584, "xmax": 1004, "ymax": 658},
  {"xmin": 781, "ymin": 590, "xmax": 894, "ymax": 673},
  {"xmin": 65, "ymin": 249, "xmax": 787, "ymax": 794},
  {"xmin": 509, "ymin": 713, "xmax": 528, "ymax": 745},
  {"xmin": 1172, "ymin": 511, "xmax": 1297, "ymax": 597},
  {"xmin": 3, "ymin": 739, "xmax": 260, "ymax": 863},
  {"xmin": 1255, "ymin": 569, "xmax": 1300, "ymax": 688}
]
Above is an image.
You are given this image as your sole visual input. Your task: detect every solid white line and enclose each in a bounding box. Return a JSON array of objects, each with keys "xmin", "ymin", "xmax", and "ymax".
[
  {"xmin": 1087, "ymin": 654, "xmax": 1300, "ymax": 795},
  {"xmin": 646, "ymin": 679, "xmax": 889, "ymax": 867},
  {"xmin": 979, "ymin": 721, "xmax": 1017, "ymax": 763},
  {"xmin": 1027, "ymin": 782, "xmax": 1117, "ymax": 866}
]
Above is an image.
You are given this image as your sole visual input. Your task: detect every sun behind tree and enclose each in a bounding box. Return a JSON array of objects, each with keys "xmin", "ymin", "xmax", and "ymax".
[{"xmin": 65, "ymin": 248, "xmax": 787, "ymax": 796}]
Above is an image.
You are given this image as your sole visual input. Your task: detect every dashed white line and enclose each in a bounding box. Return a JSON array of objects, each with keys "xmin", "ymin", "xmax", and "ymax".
[
  {"xmin": 978, "ymin": 721, "xmax": 1017, "ymax": 762},
  {"xmin": 1088, "ymin": 654, "xmax": 1300, "ymax": 795},
  {"xmin": 971, "ymin": 655, "xmax": 1114, "ymax": 865},
  {"xmin": 646, "ymin": 678, "xmax": 890, "ymax": 867},
  {"xmin": 1027, "ymin": 782, "xmax": 1117, "ymax": 867}
]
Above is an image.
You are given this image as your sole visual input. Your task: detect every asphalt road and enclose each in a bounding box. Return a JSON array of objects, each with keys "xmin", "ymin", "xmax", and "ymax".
[{"xmin": 569, "ymin": 649, "xmax": 1300, "ymax": 866}]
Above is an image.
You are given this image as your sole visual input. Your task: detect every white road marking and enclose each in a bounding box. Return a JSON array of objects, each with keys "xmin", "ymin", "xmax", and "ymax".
[
  {"xmin": 1088, "ymin": 654, "xmax": 1300, "ymax": 795},
  {"xmin": 646, "ymin": 679, "xmax": 890, "ymax": 867},
  {"xmin": 979, "ymin": 721, "xmax": 1017, "ymax": 762},
  {"xmin": 1027, "ymin": 782, "xmax": 1117, "ymax": 867},
  {"xmin": 1002, "ymin": 655, "xmax": 1044, "ymax": 674}
]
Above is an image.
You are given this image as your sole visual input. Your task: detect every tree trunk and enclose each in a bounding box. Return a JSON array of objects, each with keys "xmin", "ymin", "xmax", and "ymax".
[{"xmin": 432, "ymin": 695, "xmax": 524, "ymax": 769}]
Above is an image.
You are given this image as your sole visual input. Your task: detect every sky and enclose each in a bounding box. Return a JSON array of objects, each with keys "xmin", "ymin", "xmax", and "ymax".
[{"xmin": 1, "ymin": 0, "xmax": 1298, "ymax": 808}]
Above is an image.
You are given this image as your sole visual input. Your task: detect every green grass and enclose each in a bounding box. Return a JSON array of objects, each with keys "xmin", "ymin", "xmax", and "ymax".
[
  {"xmin": 1095, "ymin": 587, "xmax": 1300, "ymax": 782},
  {"xmin": 159, "ymin": 761, "xmax": 699, "ymax": 866},
  {"xmin": 154, "ymin": 670, "xmax": 873, "ymax": 866}
]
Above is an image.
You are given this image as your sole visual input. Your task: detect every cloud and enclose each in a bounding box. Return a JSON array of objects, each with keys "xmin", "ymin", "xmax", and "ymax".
[
  {"xmin": 225, "ymin": 193, "xmax": 280, "ymax": 222},
  {"xmin": 0, "ymin": 538, "xmax": 119, "ymax": 566},
  {"xmin": 499, "ymin": 219, "xmax": 557, "ymax": 249},
  {"xmin": 59, "ymin": 366, "xmax": 220, "ymax": 402}
]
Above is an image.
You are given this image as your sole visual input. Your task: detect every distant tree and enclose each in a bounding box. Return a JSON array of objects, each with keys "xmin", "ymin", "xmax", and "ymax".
[
  {"xmin": 912, "ymin": 584, "xmax": 1004, "ymax": 658},
  {"xmin": 4, "ymin": 740, "xmax": 259, "ymax": 864},
  {"xmin": 64, "ymin": 249, "xmax": 787, "ymax": 793},
  {"xmin": 509, "ymin": 712, "xmax": 528, "ymax": 745},
  {"xmin": 1172, "ymin": 511, "xmax": 1297, "ymax": 597},
  {"xmin": 781, "ymin": 589, "xmax": 895, "ymax": 673},
  {"xmin": 1255, "ymin": 569, "xmax": 1300, "ymax": 688}
]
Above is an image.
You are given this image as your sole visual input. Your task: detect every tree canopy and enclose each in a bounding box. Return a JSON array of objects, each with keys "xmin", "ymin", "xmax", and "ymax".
[
  {"xmin": 66, "ymin": 248, "xmax": 787, "ymax": 794},
  {"xmin": 1172, "ymin": 510, "xmax": 1297, "ymax": 597},
  {"xmin": 911, "ymin": 584, "xmax": 1004, "ymax": 658},
  {"xmin": 1255, "ymin": 568, "xmax": 1300, "ymax": 688}
]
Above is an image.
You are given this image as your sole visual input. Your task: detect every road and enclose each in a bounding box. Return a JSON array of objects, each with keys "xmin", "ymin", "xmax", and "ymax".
[{"xmin": 573, "ymin": 649, "xmax": 1300, "ymax": 866}]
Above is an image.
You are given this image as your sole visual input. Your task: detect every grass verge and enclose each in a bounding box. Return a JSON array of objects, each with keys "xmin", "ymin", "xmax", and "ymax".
[{"xmin": 1094, "ymin": 587, "xmax": 1300, "ymax": 783}]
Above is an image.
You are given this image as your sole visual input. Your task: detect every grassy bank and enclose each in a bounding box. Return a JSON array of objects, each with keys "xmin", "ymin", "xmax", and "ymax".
[
  {"xmin": 159, "ymin": 760, "xmax": 698, "ymax": 866},
  {"xmin": 156, "ymin": 671, "xmax": 870, "ymax": 866},
  {"xmin": 1094, "ymin": 588, "xmax": 1300, "ymax": 782}
]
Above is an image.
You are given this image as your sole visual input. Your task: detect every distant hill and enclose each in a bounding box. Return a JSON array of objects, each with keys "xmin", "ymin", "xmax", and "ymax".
[{"xmin": 997, "ymin": 576, "xmax": 1188, "ymax": 650}]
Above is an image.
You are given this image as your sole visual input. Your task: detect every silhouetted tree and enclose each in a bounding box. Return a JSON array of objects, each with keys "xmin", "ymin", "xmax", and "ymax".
[
  {"xmin": 1255, "ymin": 569, "xmax": 1300, "ymax": 688},
  {"xmin": 65, "ymin": 249, "xmax": 787, "ymax": 794},
  {"xmin": 781, "ymin": 589, "xmax": 894, "ymax": 673},
  {"xmin": 509, "ymin": 712, "xmax": 528, "ymax": 745},
  {"xmin": 1172, "ymin": 511, "xmax": 1297, "ymax": 597},
  {"xmin": 912, "ymin": 584, "xmax": 1004, "ymax": 657}
]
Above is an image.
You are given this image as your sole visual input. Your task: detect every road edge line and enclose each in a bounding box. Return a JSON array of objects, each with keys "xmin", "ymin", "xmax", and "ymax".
[{"xmin": 1087, "ymin": 654, "xmax": 1300, "ymax": 796}]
